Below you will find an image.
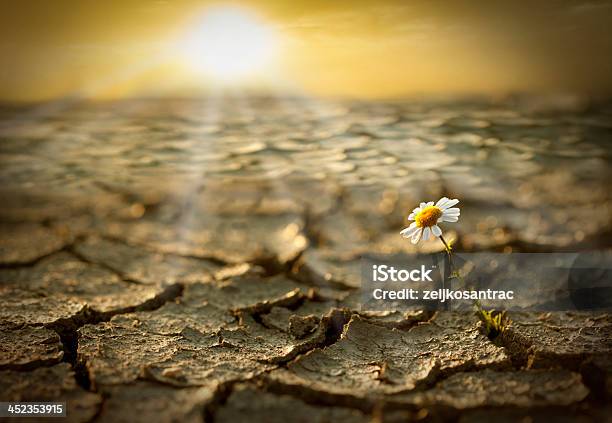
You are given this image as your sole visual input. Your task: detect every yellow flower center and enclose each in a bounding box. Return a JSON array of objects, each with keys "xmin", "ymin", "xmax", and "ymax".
[{"xmin": 415, "ymin": 206, "xmax": 442, "ymax": 228}]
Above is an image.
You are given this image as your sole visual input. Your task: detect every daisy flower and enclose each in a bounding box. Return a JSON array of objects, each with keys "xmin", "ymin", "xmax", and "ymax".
[{"xmin": 400, "ymin": 197, "xmax": 460, "ymax": 244}]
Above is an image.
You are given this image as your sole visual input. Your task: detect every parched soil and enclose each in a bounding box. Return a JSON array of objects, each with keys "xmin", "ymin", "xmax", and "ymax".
[{"xmin": 1, "ymin": 98, "xmax": 611, "ymax": 422}]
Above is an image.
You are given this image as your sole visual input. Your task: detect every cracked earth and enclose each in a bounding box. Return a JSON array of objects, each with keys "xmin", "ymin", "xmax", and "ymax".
[{"xmin": 0, "ymin": 98, "xmax": 611, "ymax": 422}]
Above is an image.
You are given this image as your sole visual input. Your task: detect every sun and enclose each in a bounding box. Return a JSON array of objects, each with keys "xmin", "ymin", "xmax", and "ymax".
[{"xmin": 179, "ymin": 7, "xmax": 277, "ymax": 81}]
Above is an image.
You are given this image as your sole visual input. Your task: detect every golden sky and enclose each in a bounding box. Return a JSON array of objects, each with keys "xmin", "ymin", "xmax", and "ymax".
[{"xmin": 1, "ymin": 0, "xmax": 612, "ymax": 101}]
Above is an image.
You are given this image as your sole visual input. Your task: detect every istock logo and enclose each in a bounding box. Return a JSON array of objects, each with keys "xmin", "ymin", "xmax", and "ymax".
[{"xmin": 372, "ymin": 264, "xmax": 434, "ymax": 282}]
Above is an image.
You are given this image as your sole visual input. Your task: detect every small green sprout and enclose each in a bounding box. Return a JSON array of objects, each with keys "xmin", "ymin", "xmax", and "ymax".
[{"xmin": 476, "ymin": 307, "xmax": 509, "ymax": 339}]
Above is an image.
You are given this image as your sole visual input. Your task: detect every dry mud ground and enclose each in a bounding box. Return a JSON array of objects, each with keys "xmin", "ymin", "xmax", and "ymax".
[{"xmin": 0, "ymin": 98, "xmax": 611, "ymax": 422}]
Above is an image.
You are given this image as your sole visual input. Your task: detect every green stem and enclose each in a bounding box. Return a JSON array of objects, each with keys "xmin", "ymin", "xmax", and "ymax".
[
  {"xmin": 439, "ymin": 234, "xmax": 454, "ymax": 271},
  {"xmin": 438, "ymin": 234, "xmax": 453, "ymax": 311},
  {"xmin": 438, "ymin": 235, "xmax": 489, "ymax": 319},
  {"xmin": 439, "ymin": 234, "xmax": 451, "ymax": 252}
]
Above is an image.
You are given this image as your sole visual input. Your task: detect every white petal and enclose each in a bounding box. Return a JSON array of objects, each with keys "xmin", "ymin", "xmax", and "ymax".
[
  {"xmin": 439, "ymin": 199, "xmax": 459, "ymax": 210},
  {"xmin": 419, "ymin": 202, "xmax": 427, "ymax": 208},
  {"xmin": 441, "ymin": 215, "xmax": 459, "ymax": 222},
  {"xmin": 413, "ymin": 207, "xmax": 422, "ymax": 214},
  {"xmin": 431, "ymin": 225, "xmax": 442, "ymax": 237},
  {"xmin": 435, "ymin": 197, "xmax": 449, "ymax": 208},
  {"xmin": 422, "ymin": 227, "xmax": 431, "ymax": 240},
  {"xmin": 426, "ymin": 201, "xmax": 434, "ymax": 207},
  {"xmin": 444, "ymin": 207, "xmax": 460, "ymax": 214},
  {"xmin": 443, "ymin": 212, "xmax": 460, "ymax": 218},
  {"xmin": 408, "ymin": 213, "xmax": 415, "ymax": 220},
  {"xmin": 400, "ymin": 223, "xmax": 419, "ymax": 237},
  {"xmin": 411, "ymin": 229, "xmax": 422, "ymax": 244}
]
